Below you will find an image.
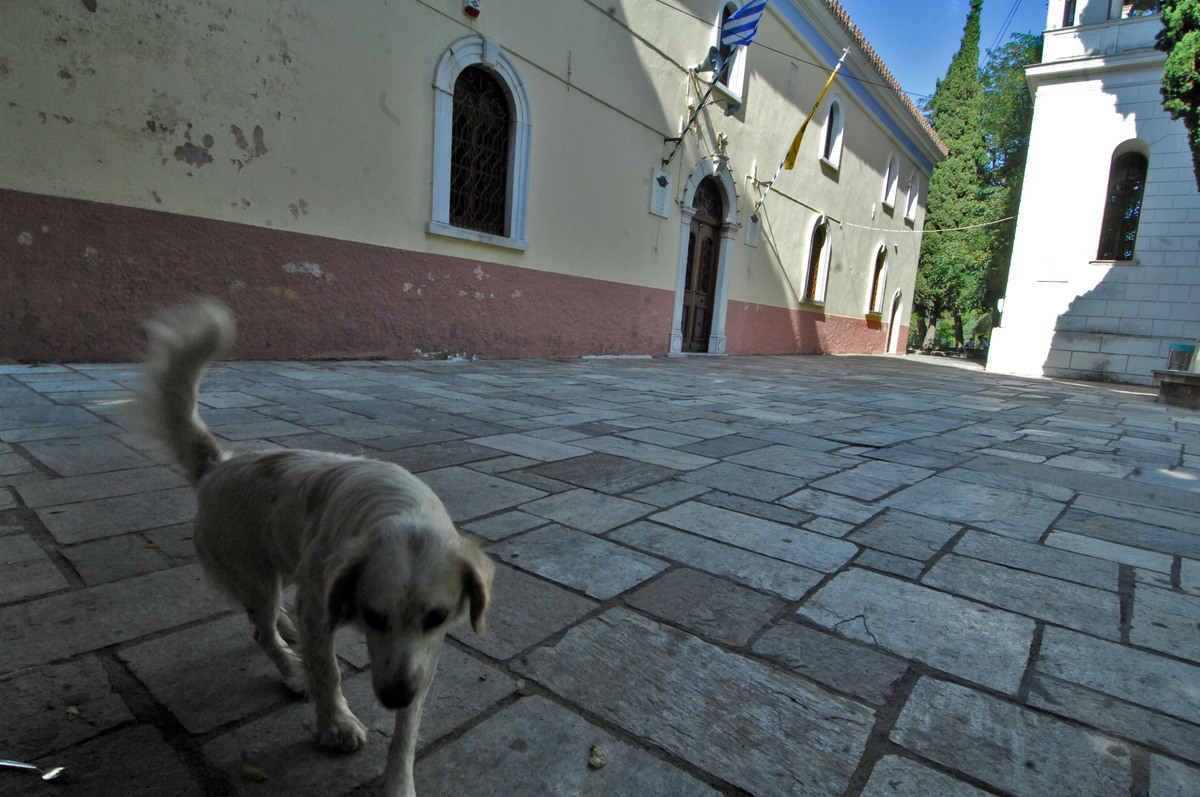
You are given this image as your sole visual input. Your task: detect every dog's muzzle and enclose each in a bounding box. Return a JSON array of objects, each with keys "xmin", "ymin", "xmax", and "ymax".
[{"xmin": 378, "ymin": 681, "xmax": 416, "ymax": 709}]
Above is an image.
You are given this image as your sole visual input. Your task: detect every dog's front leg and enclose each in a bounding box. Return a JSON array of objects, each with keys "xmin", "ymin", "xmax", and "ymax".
[
  {"xmin": 380, "ymin": 680, "xmax": 430, "ymax": 797},
  {"xmin": 300, "ymin": 608, "xmax": 368, "ymax": 752}
]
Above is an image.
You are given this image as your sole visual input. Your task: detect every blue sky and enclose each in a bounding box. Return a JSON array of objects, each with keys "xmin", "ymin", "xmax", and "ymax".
[{"xmin": 834, "ymin": 0, "xmax": 1050, "ymax": 101}]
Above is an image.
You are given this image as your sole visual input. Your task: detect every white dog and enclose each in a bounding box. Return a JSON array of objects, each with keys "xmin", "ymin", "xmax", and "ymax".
[{"xmin": 140, "ymin": 299, "xmax": 492, "ymax": 797}]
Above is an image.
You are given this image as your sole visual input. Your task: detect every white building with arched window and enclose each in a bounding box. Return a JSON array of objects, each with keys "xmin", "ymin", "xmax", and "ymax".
[{"xmin": 987, "ymin": 0, "xmax": 1200, "ymax": 385}]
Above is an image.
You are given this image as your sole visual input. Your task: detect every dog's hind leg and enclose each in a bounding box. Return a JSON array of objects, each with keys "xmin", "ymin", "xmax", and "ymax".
[{"xmin": 243, "ymin": 580, "xmax": 307, "ymax": 695}]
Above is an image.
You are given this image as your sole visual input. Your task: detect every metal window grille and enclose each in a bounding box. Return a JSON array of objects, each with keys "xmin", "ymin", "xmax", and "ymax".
[{"xmin": 450, "ymin": 66, "xmax": 510, "ymax": 236}]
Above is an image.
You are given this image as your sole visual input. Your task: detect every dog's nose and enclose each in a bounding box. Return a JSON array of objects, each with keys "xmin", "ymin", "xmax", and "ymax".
[{"xmin": 379, "ymin": 682, "xmax": 416, "ymax": 709}]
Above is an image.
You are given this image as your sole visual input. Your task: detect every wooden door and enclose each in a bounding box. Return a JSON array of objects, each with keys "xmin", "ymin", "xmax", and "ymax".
[{"xmin": 683, "ymin": 179, "xmax": 723, "ymax": 352}]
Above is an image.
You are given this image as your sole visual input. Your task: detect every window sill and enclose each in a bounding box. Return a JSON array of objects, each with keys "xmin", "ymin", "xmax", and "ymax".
[
  {"xmin": 865, "ymin": 311, "xmax": 883, "ymax": 320},
  {"xmin": 710, "ymin": 80, "xmax": 744, "ymax": 112},
  {"xmin": 1090, "ymin": 258, "xmax": 1139, "ymax": 266},
  {"xmin": 820, "ymin": 156, "xmax": 840, "ymax": 173},
  {"xmin": 428, "ymin": 221, "xmax": 529, "ymax": 252},
  {"xmin": 881, "ymin": 200, "xmax": 896, "ymax": 214}
]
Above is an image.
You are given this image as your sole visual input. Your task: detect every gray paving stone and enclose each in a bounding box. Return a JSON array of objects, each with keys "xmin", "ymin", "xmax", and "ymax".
[
  {"xmin": 622, "ymin": 478, "xmax": 709, "ymax": 507},
  {"xmin": 0, "ymin": 564, "xmax": 228, "ymax": 675},
  {"xmin": 922, "ymin": 554, "xmax": 1121, "ymax": 639},
  {"xmin": 610, "ymin": 521, "xmax": 826, "ymax": 599},
  {"xmin": 866, "ymin": 442, "xmax": 968, "ymax": 469},
  {"xmin": 853, "ymin": 549, "xmax": 925, "ymax": 579},
  {"xmin": 701, "ymin": 489, "xmax": 813, "ymax": 525},
  {"xmin": 1151, "ymin": 755, "xmax": 1200, "ymax": 797},
  {"xmin": 574, "ymin": 435, "xmax": 715, "ymax": 470},
  {"xmin": 625, "ymin": 568, "xmax": 785, "ymax": 647},
  {"xmin": 892, "ymin": 677, "xmax": 1132, "ymax": 796},
  {"xmin": 728, "ymin": 444, "xmax": 857, "ymax": 480},
  {"xmin": 860, "ymin": 755, "xmax": 994, "ymax": 797},
  {"xmin": 617, "ymin": 426, "xmax": 702, "ymax": 447},
  {"xmin": 0, "ymin": 450, "xmax": 36, "ymax": 478},
  {"xmin": 1054, "ymin": 508, "xmax": 1200, "ymax": 559},
  {"xmin": 1183, "ymin": 557, "xmax": 1200, "ymax": 596},
  {"xmin": 21, "ymin": 434, "xmax": 152, "ymax": 476},
  {"xmin": 450, "ymin": 562, "xmax": 597, "ymax": 660},
  {"xmin": 417, "ymin": 696, "xmax": 721, "ymax": 797},
  {"xmin": 1045, "ymin": 530, "xmax": 1174, "ymax": 572},
  {"xmin": 849, "ymin": 508, "xmax": 961, "ymax": 561},
  {"xmin": 752, "ymin": 621, "xmax": 908, "ymax": 706},
  {"xmin": 780, "ymin": 487, "xmax": 881, "ymax": 524},
  {"xmin": 0, "ymin": 656, "xmax": 133, "ymax": 761},
  {"xmin": 809, "ymin": 460, "xmax": 935, "ymax": 501},
  {"xmin": 798, "ymin": 568, "xmax": 1036, "ymax": 694},
  {"xmin": 36, "ymin": 486, "xmax": 196, "ymax": 544},
  {"xmin": 1028, "ymin": 673, "xmax": 1200, "ymax": 764},
  {"xmin": 203, "ymin": 645, "xmax": 515, "ymax": 795},
  {"xmin": 0, "ymin": 534, "xmax": 69, "ymax": 601},
  {"xmin": 15, "ymin": 465, "xmax": 186, "ymax": 509},
  {"xmin": 651, "ymin": 502, "xmax": 858, "ymax": 572},
  {"xmin": 119, "ymin": 614, "xmax": 289, "ymax": 734},
  {"xmin": 1, "ymin": 725, "xmax": 203, "ymax": 797},
  {"xmin": 463, "ymin": 510, "xmax": 546, "ymax": 541},
  {"xmin": 520, "ymin": 608, "xmax": 875, "ymax": 795},
  {"xmin": 489, "ymin": 525, "xmax": 666, "ymax": 600},
  {"xmin": 1036, "ymin": 626, "xmax": 1200, "ymax": 723},
  {"xmin": 679, "ymin": 461, "xmax": 805, "ymax": 501},
  {"xmin": 952, "ymin": 529, "xmax": 1119, "ymax": 591},
  {"xmin": 473, "ymin": 432, "xmax": 592, "ymax": 461},
  {"xmin": 679, "ymin": 433, "xmax": 770, "ymax": 458},
  {"xmin": 520, "ymin": 488, "xmax": 651, "ymax": 533},
  {"xmin": 62, "ymin": 533, "xmax": 170, "ymax": 586},
  {"xmin": 1130, "ymin": 584, "xmax": 1200, "ymax": 661},
  {"xmin": 883, "ymin": 475, "xmax": 1065, "ymax": 540},
  {"xmin": 416, "ymin": 467, "xmax": 546, "ymax": 523}
]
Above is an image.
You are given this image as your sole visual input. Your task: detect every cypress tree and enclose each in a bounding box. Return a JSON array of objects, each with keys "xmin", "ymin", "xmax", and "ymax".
[
  {"xmin": 1157, "ymin": 0, "xmax": 1200, "ymax": 192},
  {"xmin": 915, "ymin": 0, "xmax": 991, "ymax": 349}
]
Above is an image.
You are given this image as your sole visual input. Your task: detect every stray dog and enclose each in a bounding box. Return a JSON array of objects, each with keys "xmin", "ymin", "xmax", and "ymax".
[{"xmin": 140, "ymin": 299, "xmax": 493, "ymax": 797}]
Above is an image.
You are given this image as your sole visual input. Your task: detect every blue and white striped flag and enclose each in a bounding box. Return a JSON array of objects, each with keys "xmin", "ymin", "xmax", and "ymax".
[{"xmin": 720, "ymin": 0, "xmax": 768, "ymax": 48}]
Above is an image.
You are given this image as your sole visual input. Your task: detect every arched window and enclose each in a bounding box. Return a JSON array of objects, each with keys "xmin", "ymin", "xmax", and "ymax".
[
  {"xmin": 904, "ymin": 172, "xmax": 920, "ymax": 221},
  {"xmin": 882, "ymin": 152, "xmax": 900, "ymax": 209},
  {"xmin": 868, "ymin": 245, "xmax": 889, "ymax": 314},
  {"xmin": 450, "ymin": 67, "xmax": 509, "ymax": 236},
  {"xmin": 822, "ymin": 97, "xmax": 844, "ymax": 169},
  {"xmin": 431, "ymin": 37, "xmax": 531, "ymax": 250},
  {"xmin": 805, "ymin": 216, "xmax": 832, "ymax": 303},
  {"xmin": 1096, "ymin": 149, "xmax": 1148, "ymax": 261}
]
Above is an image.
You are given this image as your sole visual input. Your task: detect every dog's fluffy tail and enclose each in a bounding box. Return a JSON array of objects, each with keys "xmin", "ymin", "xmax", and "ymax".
[{"xmin": 141, "ymin": 298, "xmax": 236, "ymax": 486}]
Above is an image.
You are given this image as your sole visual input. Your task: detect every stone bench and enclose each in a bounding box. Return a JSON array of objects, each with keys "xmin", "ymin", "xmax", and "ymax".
[{"xmin": 1152, "ymin": 369, "xmax": 1200, "ymax": 409}]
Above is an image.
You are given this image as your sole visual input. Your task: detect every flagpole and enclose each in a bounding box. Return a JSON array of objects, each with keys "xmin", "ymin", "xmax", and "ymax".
[
  {"xmin": 662, "ymin": 55, "xmax": 733, "ymax": 168},
  {"xmin": 755, "ymin": 48, "xmax": 849, "ymax": 211}
]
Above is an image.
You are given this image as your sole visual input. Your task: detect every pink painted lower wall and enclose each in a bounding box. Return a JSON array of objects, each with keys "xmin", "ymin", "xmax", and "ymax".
[
  {"xmin": 724, "ymin": 301, "xmax": 906, "ymax": 356},
  {"xmin": 0, "ymin": 189, "xmax": 675, "ymax": 362},
  {"xmin": 1, "ymin": 189, "xmax": 906, "ymax": 362}
]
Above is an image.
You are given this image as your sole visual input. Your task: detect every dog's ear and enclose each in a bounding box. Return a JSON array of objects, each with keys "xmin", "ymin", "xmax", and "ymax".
[
  {"xmin": 326, "ymin": 555, "xmax": 365, "ymax": 631},
  {"xmin": 457, "ymin": 539, "xmax": 494, "ymax": 635}
]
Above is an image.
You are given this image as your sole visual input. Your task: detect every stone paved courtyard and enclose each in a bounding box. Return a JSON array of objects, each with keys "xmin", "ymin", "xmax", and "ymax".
[{"xmin": 1, "ymin": 352, "xmax": 1199, "ymax": 796}]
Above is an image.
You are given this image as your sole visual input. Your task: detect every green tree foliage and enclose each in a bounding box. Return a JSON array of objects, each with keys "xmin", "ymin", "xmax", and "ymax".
[
  {"xmin": 981, "ymin": 33, "xmax": 1042, "ymax": 321},
  {"xmin": 915, "ymin": 0, "xmax": 990, "ymax": 348},
  {"xmin": 1157, "ymin": 0, "xmax": 1200, "ymax": 192}
]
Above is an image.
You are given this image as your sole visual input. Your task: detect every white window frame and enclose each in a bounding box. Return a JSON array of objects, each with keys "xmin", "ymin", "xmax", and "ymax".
[
  {"xmin": 867, "ymin": 244, "xmax": 889, "ymax": 315},
  {"xmin": 904, "ymin": 171, "xmax": 920, "ymax": 222},
  {"xmin": 430, "ymin": 36, "xmax": 532, "ymax": 251},
  {"xmin": 882, "ymin": 151, "xmax": 900, "ymax": 210},
  {"xmin": 712, "ymin": 1, "xmax": 749, "ymax": 108},
  {"xmin": 821, "ymin": 96, "xmax": 844, "ymax": 171},
  {"xmin": 804, "ymin": 215, "xmax": 832, "ymax": 305}
]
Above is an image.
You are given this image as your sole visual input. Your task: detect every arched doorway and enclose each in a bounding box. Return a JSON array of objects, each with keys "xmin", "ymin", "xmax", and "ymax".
[
  {"xmin": 682, "ymin": 177, "xmax": 723, "ymax": 352},
  {"xmin": 887, "ymin": 291, "xmax": 904, "ymax": 354}
]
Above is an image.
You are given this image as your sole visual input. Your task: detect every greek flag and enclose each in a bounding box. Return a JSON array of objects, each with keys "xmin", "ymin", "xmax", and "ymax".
[{"xmin": 721, "ymin": 0, "xmax": 768, "ymax": 48}]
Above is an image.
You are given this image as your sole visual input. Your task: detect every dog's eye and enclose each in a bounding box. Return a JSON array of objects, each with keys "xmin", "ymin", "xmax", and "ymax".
[
  {"xmin": 423, "ymin": 608, "xmax": 449, "ymax": 632},
  {"xmin": 361, "ymin": 608, "xmax": 388, "ymax": 632}
]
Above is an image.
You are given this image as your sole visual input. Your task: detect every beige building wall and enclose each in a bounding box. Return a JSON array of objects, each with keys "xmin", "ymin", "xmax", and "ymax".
[{"xmin": 0, "ymin": 0, "xmax": 942, "ymax": 361}]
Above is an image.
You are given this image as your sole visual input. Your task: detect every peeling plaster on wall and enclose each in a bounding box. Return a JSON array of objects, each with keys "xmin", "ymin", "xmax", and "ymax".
[
  {"xmin": 282, "ymin": 261, "xmax": 332, "ymax": 282},
  {"xmin": 288, "ymin": 200, "xmax": 308, "ymax": 219}
]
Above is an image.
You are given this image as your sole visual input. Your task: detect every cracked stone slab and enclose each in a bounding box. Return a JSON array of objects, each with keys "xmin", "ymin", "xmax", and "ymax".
[
  {"xmin": 922, "ymin": 554, "xmax": 1121, "ymax": 639},
  {"xmin": 416, "ymin": 696, "xmax": 722, "ymax": 796},
  {"xmin": 883, "ymin": 476, "xmax": 1065, "ymax": 540},
  {"xmin": 798, "ymin": 568, "xmax": 1035, "ymax": 695},
  {"xmin": 848, "ymin": 508, "xmax": 961, "ymax": 561},
  {"xmin": 650, "ymin": 502, "xmax": 858, "ymax": 573},
  {"xmin": 488, "ymin": 525, "xmax": 666, "ymax": 600},
  {"xmin": 752, "ymin": 621, "xmax": 907, "ymax": 706},
  {"xmin": 891, "ymin": 677, "xmax": 1133, "ymax": 796},
  {"xmin": 520, "ymin": 608, "xmax": 875, "ymax": 795}
]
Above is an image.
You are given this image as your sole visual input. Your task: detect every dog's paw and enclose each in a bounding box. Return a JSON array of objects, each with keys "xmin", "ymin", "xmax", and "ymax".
[{"xmin": 319, "ymin": 713, "xmax": 368, "ymax": 752}]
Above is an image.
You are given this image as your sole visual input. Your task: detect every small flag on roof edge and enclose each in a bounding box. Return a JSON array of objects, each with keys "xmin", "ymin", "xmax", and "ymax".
[{"xmin": 721, "ymin": 0, "xmax": 768, "ymax": 48}]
